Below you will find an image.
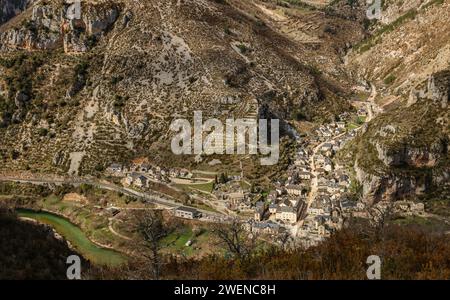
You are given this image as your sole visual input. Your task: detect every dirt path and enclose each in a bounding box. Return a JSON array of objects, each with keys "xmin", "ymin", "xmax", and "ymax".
[
  {"xmin": 366, "ymin": 83, "xmax": 380, "ymax": 122},
  {"xmin": 108, "ymin": 218, "xmax": 132, "ymax": 241}
]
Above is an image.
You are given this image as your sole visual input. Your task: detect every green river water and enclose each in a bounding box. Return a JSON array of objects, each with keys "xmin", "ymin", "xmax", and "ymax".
[{"xmin": 17, "ymin": 209, "xmax": 127, "ymax": 266}]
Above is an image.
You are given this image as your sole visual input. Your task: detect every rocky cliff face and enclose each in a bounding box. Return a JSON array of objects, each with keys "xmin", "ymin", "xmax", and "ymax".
[
  {"xmin": 0, "ymin": 0, "xmax": 33, "ymax": 25},
  {"xmin": 409, "ymin": 70, "xmax": 450, "ymax": 108},
  {"xmin": 354, "ymin": 160, "xmax": 431, "ymax": 203},
  {"xmin": 0, "ymin": 1, "xmax": 120, "ymax": 52},
  {"xmin": 346, "ymin": 71, "xmax": 449, "ymax": 204},
  {"xmin": 354, "ymin": 155, "xmax": 449, "ymax": 204},
  {"xmin": 339, "ymin": 0, "xmax": 450, "ymax": 204}
]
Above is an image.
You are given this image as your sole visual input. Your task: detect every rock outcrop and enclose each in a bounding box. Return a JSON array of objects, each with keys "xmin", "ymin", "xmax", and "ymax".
[
  {"xmin": 0, "ymin": 0, "xmax": 33, "ymax": 25},
  {"xmin": 0, "ymin": 1, "xmax": 119, "ymax": 53},
  {"xmin": 348, "ymin": 71, "xmax": 450, "ymax": 204},
  {"xmin": 0, "ymin": 0, "xmax": 364, "ymax": 176},
  {"xmin": 354, "ymin": 158, "xmax": 446, "ymax": 204},
  {"xmin": 409, "ymin": 70, "xmax": 450, "ymax": 108}
]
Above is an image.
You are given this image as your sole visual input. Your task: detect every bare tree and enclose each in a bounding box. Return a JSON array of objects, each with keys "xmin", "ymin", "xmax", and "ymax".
[
  {"xmin": 135, "ymin": 210, "xmax": 167, "ymax": 280},
  {"xmin": 276, "ymin": 231, "xmax": 292, "ymax": 251},
  {"xmin": 366, "ymin": 201, "xmax": 395, "ymax": 237},
  {"xmin": 213, "ymin": 219, "xmax": 258, "ymax": 259},
  {"xmin": 357, "ymin": 201, "xmax": 395, "ymax": 269}
]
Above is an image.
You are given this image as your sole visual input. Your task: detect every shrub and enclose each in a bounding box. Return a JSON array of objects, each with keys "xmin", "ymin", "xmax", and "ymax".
[
  {"xmin": 38, "ymin": 128, "xmax": 48, "ymax": 137},
  {"xmin": 384, "ymin": 74, "xmax": 396, "ymax": 85},
  {"xmin": 237, "ymin": 44, "xmax": 249, "ymax": 54}
]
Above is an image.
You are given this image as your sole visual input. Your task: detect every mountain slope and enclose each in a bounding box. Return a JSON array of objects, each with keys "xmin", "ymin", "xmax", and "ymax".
[
  {"xmin": 341, "ymin": 0, "xmax": 450, "ymax": 205},
  {"xmin": 0, "ymin": 0, "xmax": 362, "ymax": 177}
]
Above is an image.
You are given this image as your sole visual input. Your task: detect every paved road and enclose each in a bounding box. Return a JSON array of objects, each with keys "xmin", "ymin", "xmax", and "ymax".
[
  {"xmin": 0, "ymin": 175, "xmax": 225, "ymax": 218},
  {"xmin": 307, "ymin": 131, "xmax": 347, "ymax": 206}
]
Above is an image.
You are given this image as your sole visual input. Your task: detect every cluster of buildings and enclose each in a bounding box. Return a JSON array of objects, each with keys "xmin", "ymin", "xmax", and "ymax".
[
  {"xmin": 261, "ymin": 189, "xmax": 307, "ymax": 224},
  {"xmin": 224, "ymin": 191, "xmax": 253, "ymax": 211},
  {"xmin": 243, "ymin": 220, "xmax": 286, "ymax": 236},
  {"xmin": 236, "ymin": 147, "xmax": 313, "ymax": 235},
  {"xmin": 214, "ymin": 177, "xmax": 254, "ymax": 212},
  {"xmin": 101, "ymin": 107, "xmax": 394, "ymax": 248},
  {"xmin": 300, "ymin": 194, "xmax": 347, "ymax": 247},
  {"xmin": 313, "ymin": 122, "xmax": 346, "ymax": 143},
  {"xmin": 357, "ymin": 107, "xmax": 368, "ymax": 117},
  {"xmin": 218, "ymin": 144, "xmax": 312, "ymax": 238},
  {"xmin": 212, "ymin": 163, "xmax": 311, "ymax": 236},
  {"xmin": 298, "ymin": 119, "xmax": 361, "ymax": 246},
  {"xmin": 263, "ymin": 146, "xmax": 313, "ymax": 225},
  {"xmin": 106, "ymin": 162, "xmax": 193, "ymax": 189}
]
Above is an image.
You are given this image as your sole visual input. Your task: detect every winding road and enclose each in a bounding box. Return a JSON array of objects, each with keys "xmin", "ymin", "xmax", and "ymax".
[
  {"xmin": 0, "ymin": 175, "xmax": 225, "ymax": 219},
  {"xmin": 366, "ymin": 83, "xmax": 380, "ymax": 122}
]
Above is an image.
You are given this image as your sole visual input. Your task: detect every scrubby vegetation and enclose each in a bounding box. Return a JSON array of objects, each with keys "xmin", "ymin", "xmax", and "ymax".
[
  {"xmin": 90, "ymin": 220, "xmax": 450, "ymax": 280},
  {"xmin": 1, "ymin": 183, "xmax": 449, "ymax": 280},
  {"xmin": 0, "ymin": 52, "xmax": 47, "ymax": 126},
  {"xmin": 354, "ymin": 9, "xmax": 418, "ymax": 53}
]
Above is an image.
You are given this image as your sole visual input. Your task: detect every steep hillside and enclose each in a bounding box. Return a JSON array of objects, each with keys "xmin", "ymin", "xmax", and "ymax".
[
  {"xmin": 348, "ymin": 0, "xmax": 449, "ymax": 108},
  {"xmin": 0, "ymin": 0, "xmax": 447, "ymax": 206},
  {"xmin": 0, "ymin": 0, "xmax": 362, "ymax": 177},
  {"xmin": 341, "ymin": 72, "xmax": 449, "ymax": 204},
  {"xmin": 0, "ymin": 0, "xmax": 33, "ymax": 25},
  {"xmin": 341, "ymin": 0, "xmax": 450, "ymax": 204}
]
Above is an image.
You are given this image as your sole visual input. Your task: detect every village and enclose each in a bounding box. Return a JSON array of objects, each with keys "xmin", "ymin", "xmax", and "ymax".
[{"xmin": 103, "ymin": 106, "xmax": 425, "ymax": 248}]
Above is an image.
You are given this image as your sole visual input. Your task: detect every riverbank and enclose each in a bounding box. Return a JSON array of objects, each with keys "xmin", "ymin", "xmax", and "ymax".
[{"xmin": 17, "ymin": 209, "xmax": 127, "ymax": 266}]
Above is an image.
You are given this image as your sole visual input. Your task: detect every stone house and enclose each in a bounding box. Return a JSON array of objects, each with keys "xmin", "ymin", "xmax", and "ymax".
[{"xmin": 175, "ymin": 206, "xmax": 202, "ymax": 219}]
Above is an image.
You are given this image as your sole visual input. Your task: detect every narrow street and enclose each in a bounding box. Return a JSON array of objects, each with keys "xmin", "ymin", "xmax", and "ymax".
[{"xmin": 294, "ymin": 83, "xmax": 381, "ymax": 235}]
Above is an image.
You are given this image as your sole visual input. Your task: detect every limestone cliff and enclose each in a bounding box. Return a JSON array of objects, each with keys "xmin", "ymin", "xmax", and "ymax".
[
  {"xmin": 0, "ymin": 0, "xmax": 33, "ymax": 25},
  {"xmin": 0, "ymin": 1, "xmax": 120, "ymax": 52},
  {"xmin": 344, "ymin": 71, "xmax": 449, "ymax": 204}
]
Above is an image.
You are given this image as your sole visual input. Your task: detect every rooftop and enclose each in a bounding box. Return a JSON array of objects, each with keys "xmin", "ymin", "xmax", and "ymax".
[{"xmin": 176, "ymin": 206, "xmax": 200, "ymax": 214}]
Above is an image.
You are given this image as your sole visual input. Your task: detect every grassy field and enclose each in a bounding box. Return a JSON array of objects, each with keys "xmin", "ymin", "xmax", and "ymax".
[
  {"xmin": 189, "ymin": 202, "xmax": 219, "ymax": 213},
  {"xmin": 161, "ymin": 225, "xmax": 216, "ymax": 257},
  {"xmin": 346, "ymin": 123, "xmax": 360, "ymax": 131},
  {"xmin": 346, "ymin": 115, "xmax": 366, "ymax": 131},
  {"xmin": 191, "ymin": 182, "xmax": 215, "ymax": 193},
  {"xmin": 161, "ymin": 227, "xmax": 195, "ymax": 256},
  {"xmin": 192, "ymin": 171, "xmax": 217, "ymax": 179},
  {"xmin": 176, "ymin": 181, "xmax": 215, "ymax": 193}
]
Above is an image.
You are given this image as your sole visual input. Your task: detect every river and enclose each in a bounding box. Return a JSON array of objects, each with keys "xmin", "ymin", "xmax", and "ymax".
[{"xmin": 17, "ymin": 209, "xmax": 127, "ymax": 266}]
